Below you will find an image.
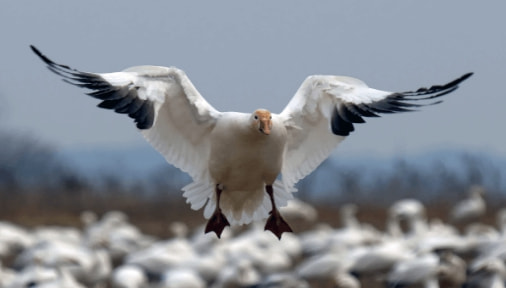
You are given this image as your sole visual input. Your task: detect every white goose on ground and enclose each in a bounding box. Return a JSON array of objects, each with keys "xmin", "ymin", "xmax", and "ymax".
[
  {"xmin": 296, "ymin": 252, "xmax": 357, "ymax": 286},
  {"xmin": 466, "ymin": 257, "xmax": 506, "ymax": 288},
  {"xmin": 111, "ymin": 264, "xmax": 147, "ymax": 288},
  {"xmin": 0, "ymin": 261, "xmax": 16, "ymax": 288},
  {"xmin": 13, "ymin": 239, "xmax": 111, "ymax": 287},
  {"xmin": 386, "ymin": 252, "xmax": 440, "ymax": 288},
  {"xmin": 160, "ymin": 268, "xmax": 206, "ymax": 288},
  {"xmin": 0, "ymin": 221, "xmax": 33, "ymax": 260},
  {"xmin": 31, "ymin": 45, "xmax": 472, "ymax": 239},
  {"xmin": 450, "ymin": 185, "xmax": 486, "ymax": 225}
]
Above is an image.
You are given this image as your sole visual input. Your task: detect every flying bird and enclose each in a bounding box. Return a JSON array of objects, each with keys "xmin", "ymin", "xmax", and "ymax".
[{"xmin": 30, "ymin": 45, "xmax": 472, "ymax": 239}]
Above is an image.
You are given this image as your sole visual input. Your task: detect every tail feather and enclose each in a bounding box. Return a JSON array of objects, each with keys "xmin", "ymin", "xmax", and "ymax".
[
  {"xmin": 184, "ymin": 179, "xmax": 295, "ymax": 225},
  {"xmin": 182, "ymin": 181, "xmax": 213, "ymax": 210}
]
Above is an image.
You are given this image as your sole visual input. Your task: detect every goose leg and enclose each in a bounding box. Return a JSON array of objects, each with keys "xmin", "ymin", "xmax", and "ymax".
[
  {"xmin": 264, "ymin": 185, "xmax": 293, "ymax": 239},
  {"xmin": 205, "ymin": 184, "xmax": 230, "ymax": 238}
]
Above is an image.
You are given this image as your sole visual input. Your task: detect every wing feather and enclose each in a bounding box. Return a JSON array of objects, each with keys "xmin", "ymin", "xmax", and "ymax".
[
  {"xmin": 280, "ymin": 73, "xmax": 472, "ymax": 190},
  {"xmin": 31, "ymin": 45, "xmax": 221, "ymax": 182}
]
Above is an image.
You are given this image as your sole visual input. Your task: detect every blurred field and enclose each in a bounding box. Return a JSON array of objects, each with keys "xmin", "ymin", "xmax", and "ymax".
[
  {"xmin": 1, "ymin": 187, "xmax": 502, "ymax": 238},
  {"xmin": 1, "ymin": 186, "xmax": 505, "ymax": 288},
  {"xmin": 0, "ymin": 184, "xmax": 505, "ymax": 237},
  {"xmin": 1, "ymin": 134, "xmax": 506, "ymax": 287}
]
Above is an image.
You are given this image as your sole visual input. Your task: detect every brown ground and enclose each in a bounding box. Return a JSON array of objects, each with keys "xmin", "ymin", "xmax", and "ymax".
[{"xmin": 1, "ymin": 189, "xmax": 501, "ymax": 238}]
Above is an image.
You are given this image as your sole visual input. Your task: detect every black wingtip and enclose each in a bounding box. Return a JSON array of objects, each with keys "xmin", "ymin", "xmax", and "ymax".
[
  {"xmin": 331, "ymin": 107, "xmax": 354, "ymax": 136},
  {"xmin": 463, "ymin": 72, "xmax": 474, "ymax": 78},
  {"xmin": 437, "ymin": 72, "xmax": 473, "ymax": 94},
  {"xmin": 30, "ymin": 45, "xmax": 76, "ymax": 73},
  {"xmin": 30, "ymin": 45, "xmax": 51, "ymax": 65},
  {"xmin": 461, "ymin": 72, "xmax": 473, "ymax": 82},
  {"xmin": 30, "ymin": 45, "xmax": 156, "ymax": 131},
  {"xmin": 454, "ymin": 72, "xmax": 473, "ymax": 86},
  {"xmin": 29, "ymin": 45, "xmax": 39, "ymax": 55}
]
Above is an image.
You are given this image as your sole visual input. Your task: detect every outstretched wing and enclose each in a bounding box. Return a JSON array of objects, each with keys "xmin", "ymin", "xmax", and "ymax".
[
  {"xmin": 279, "ymin": 73, "xmax": 473, "ymax": 190},
  {"xmin": 31, "ymin": 45, "xmax": 221, "ymax": 182}
]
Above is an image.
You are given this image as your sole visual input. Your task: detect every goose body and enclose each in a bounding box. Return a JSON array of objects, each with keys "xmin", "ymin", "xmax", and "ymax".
[
  {"xmin": 31, "ymin": 45, "xmax": 472, "ymax": 239},
  {"xmin": 206, "ymin": 111, "xmax": 288, "ymax": 222}
]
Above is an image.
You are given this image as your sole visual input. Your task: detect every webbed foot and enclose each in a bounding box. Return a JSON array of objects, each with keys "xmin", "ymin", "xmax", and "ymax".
[
  {"xmin": 205, "ymin": 209, "xmax": 230, "ymax": 238},
  {"xmin": 264, "ymin": 209, "xmax": 293, "ymax": 239}
]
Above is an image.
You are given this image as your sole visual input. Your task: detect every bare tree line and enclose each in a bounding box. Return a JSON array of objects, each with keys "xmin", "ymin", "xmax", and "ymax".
[
  {"xmin": 0, "ymin": 131, "xmax": 504, "ymax": 233},
  {"xmin": 296, "ymin": 151, "xmax": 504, "ymax": 207},
  {"xmin": 1, "ymin": 131, "xmax": 504, "ymax": 204}
]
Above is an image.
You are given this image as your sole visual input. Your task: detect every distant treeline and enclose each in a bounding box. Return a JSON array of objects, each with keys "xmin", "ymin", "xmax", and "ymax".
[
  {"xmin": 1, "ymin": 131, "xmax": 505, "ymax": 212},
  {"xmin": 299, "ymin": 153, "xmax": 504, "ymax": 206}
]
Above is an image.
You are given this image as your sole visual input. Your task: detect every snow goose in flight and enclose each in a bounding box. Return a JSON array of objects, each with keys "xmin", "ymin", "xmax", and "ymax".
[{"xmin": 30, "ymin": 45, "xmax": 472, "ymax": 239}]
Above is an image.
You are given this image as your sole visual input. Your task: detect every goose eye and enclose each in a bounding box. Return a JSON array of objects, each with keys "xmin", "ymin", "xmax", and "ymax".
[
  {"xmin": 254, "ymin": 115, "xmax": 258, "ymax": 120},
  {"xmin": 269, "ymin": 116, "xmax": 272, "ymax": 119}
]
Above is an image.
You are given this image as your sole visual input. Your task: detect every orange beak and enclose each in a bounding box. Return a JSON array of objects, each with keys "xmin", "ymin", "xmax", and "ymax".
[
  {"xmin": 254, "ymin": 109, "xmax": 272, "ymax": 135},
  {"xmin": 259, "ymin": 119, "xmax": 271, "ymax": 135}
]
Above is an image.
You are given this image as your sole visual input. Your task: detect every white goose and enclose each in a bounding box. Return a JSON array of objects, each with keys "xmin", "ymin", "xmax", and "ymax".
[
  {"xmin": 31, "ymin": 46, "xmax": 472, "ymax": 239},
  {"xmin": 450, "ymin": 185, "xmax": 486, "ymax": 225}
]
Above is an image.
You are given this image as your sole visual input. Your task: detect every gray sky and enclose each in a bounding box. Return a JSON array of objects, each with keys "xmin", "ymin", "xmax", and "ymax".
[{"xmin": 1, "ymin": 1, "xmax": 504, "ymax": 158}]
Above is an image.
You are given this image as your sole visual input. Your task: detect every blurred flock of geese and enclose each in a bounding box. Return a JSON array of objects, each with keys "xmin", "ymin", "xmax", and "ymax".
[{"xmin": 1, "ymin": 185, "xmax": 505, "ymax": 288}]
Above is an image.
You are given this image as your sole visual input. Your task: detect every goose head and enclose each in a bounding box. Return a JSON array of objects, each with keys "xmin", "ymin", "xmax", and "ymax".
[{"xmin": 251, "ymin": 109, "xmax": 272, "ymax": 135}]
